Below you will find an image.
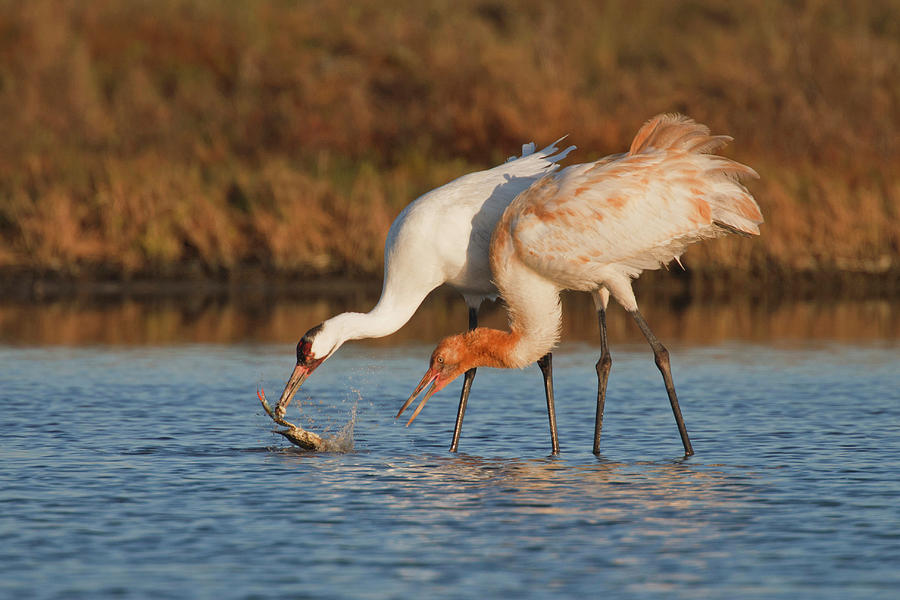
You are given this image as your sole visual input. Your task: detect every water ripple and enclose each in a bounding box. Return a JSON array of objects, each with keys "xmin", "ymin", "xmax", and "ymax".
[{"xmin": 1, "ymin": 343, "xmax": 899, "ymax": 599}]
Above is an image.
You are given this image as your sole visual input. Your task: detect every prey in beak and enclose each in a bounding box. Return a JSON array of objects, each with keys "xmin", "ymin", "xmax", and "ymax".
[
  {"xmin": 258, "ymin": 324, "xmax": 332, "ymax": 451},
  {"xmin": 274, "ymin": 362, "xmax": 313, "ymax": 419},
  {"xmin": 257, "ymin": 386, "xmax": 326, "ymax": 451}
]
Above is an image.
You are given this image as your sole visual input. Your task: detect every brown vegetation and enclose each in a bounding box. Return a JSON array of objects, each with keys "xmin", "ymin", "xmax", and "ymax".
[{"xmin": 0, "ymin": 0, "xmax": 898, "ymax": 289}]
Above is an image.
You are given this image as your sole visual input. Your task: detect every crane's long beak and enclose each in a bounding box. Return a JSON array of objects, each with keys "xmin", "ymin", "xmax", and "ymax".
[
  {"xmin": 274, "ymin": 363, "xmax": 311, "ymax": 419},
  {"xmin": 397, "ymin": 368, "xmax": 442, "ymax": 427}
]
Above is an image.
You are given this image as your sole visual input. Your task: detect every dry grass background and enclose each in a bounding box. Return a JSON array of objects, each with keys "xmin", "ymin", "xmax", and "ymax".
[{"xmin": 1, "ymin": 0, "xmax": 898, "ymax": 290}]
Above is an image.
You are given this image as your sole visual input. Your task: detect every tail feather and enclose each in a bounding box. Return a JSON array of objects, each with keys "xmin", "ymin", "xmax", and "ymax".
[
  {"xmin": 629, "ymin": 113, "xmax": 764, "ymax": 237},
  {"xmin": 706, "ymin": 156, "xmax": 760, "ymax": 181},
  {"xmin": 537, "ymin": 136, "xmax": 577, "ymax": 165},
  {"xmin": 705, "ymin": 159, "xmax": 763, "ymax": 237},
  {"xmin": 511, "ymin": 142, "xmax": 537, "ymax": 160},
  {"xmin": 685, "ymin": 134, "xmax": 733, "ymax": 154},
  {"xmin": 629, "ymin": 113, "xmax": 712, "ymax": 155},
  {"xmin": 509, "ymin": 136, "xmax": 576, "ymax": 165},
  {"xmin": 709, "ymin": 190, "xmax": 763, "ymax": 236},
  {"xmin": 629, "ymin": 113, "xmax": 746, "ymax": 158}
]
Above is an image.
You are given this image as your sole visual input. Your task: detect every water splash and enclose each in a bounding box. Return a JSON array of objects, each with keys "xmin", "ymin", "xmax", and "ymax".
[
  {"xmin": 320, "ymin": 395, "xmax": 357, "ymax": 453},
  {"xmin": 267, "ymin": 389, "xmax": 358, "ymax": 453}
]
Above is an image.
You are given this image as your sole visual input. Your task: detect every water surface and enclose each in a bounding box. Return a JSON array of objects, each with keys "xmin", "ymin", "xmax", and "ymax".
[{"xmin": 2, "ymin": 326, "xmax": 898, "ymax": 598}]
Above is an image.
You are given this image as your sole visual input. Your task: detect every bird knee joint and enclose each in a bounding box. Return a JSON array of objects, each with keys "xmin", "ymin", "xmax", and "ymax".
[
  {"xmin": 596, "ymin": 354, "xmax": 611, "ymax": 373},
  {"xmin": 654, "ymin": 347, "xmax": 670, "ymax": 369}
]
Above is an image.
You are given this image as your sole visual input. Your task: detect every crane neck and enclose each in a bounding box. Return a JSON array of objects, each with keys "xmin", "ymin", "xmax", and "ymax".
[
  {"xmin": 320, "ymin": 290, "xmax": 427, "ymax": 351},
  {"xmin": 322, "ymin": 309, "xmax": 407, "ymax": 348},
  {"xmin": 459, "ymin": 320, "xmax": 557, "ymax": 371},
  {"xmin": 459, "ymin": 328, "xmax": 525, "ymax": 369}
]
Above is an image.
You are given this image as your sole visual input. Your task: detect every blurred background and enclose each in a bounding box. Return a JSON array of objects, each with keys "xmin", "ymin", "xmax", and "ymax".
[{"xmin": 0, "ymin": 0, "xmax": 898, "ymax": 341}]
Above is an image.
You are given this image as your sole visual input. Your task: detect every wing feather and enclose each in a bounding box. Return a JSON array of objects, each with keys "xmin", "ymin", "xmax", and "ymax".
[{"xmin": 505, "ymin": 115, "xmax": 762, "ymax": 290}]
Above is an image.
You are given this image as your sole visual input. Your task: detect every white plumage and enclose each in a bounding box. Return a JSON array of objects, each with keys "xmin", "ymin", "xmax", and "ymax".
[{"xmin": 272, "ymin": 137, "xmax": 574, "ymax": 422}]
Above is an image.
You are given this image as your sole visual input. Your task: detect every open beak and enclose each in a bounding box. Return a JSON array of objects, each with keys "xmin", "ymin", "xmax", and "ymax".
[
  {"xmin": 397, "ymin": 368, "xmax": 443, "ymax": 426},
  {"xmin": 274, "ymin": 363, "xmax": 311, "ymax": 419}
]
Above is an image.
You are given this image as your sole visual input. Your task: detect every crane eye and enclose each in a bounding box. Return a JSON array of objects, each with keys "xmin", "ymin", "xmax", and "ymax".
[{"xmin": 437, "ymin": 356, "xmax": 444, "ymax": 364}]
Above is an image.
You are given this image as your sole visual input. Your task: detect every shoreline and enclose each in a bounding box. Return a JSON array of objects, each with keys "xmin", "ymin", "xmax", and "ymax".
[{"xmin": 2, "ymin": 266, "xmax": 898, "ymax": 304}]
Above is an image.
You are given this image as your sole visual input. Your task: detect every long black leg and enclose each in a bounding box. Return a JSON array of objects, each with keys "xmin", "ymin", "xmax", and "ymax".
[
  {"xmin": 449, "ymin": 307, "xmax": 479, "ymax": 453},
  {"xmin": 593, "ymin": 307, "xmax": 612, "ymax": 455},
  {"xmin": 629, "ymin": 309, "xmax": 694, "ymax": 456},
  {"xmin": 537, "ymin": 353, "xmax": 560, "ymax": 455}
]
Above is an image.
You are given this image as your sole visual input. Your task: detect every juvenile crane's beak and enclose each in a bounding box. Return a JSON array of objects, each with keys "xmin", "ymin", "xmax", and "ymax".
[
  {"xmin": 274, "ymin": 363, "xmax": 312, "ymax": 419},
  {"xmin": 397, "ymin": 367, "xmax": 446, "ymax": 426}
]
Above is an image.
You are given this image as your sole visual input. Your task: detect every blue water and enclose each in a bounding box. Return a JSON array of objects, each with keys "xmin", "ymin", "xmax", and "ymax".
[{"xmin": 2, "ymin": 340, "xmax": 899, "ymax": 599}]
